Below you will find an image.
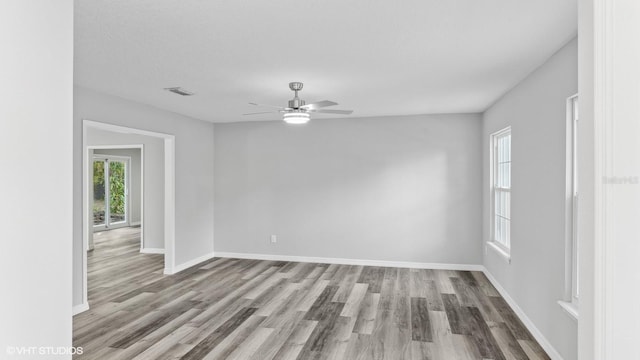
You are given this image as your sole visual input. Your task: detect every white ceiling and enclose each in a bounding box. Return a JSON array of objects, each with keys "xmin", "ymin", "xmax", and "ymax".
[{"xmin": 74, "ymin": 0, "xmax": 577, "ymax": 123}]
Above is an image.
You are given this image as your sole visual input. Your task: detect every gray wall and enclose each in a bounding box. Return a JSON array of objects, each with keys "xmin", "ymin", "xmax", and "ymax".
[
  {"xmin": 0, "ymin": 0, "xmax": 73, "ymax": 353},
  {"xmin": 89, "ymin": 134, "xmax": 162, "ymax": 250},
  {"xmin": 482, "ymin": 38, "xmax": 578, "ymax": 359},
  {"xmin": 73, "ymin": 86, "xmax": 215, "ymax": 307},
  {"xmin": 94, "ymin": 148, "xmax": 142, "ymax": 225},
  {"xmin": 214, "ymin": 113, "xmax": 483, "ymax": 264}
]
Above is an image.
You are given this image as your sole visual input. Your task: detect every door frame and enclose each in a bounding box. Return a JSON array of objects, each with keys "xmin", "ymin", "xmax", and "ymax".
[
  {"xmin": 91, "ymin": 153, "xmax": 132, "ymax": 232},
  {"xmin": 82, "ymin": 119, "xmax": 176, "ymax": 312},
  {"xmin": 579, "ymin": 0, "xmax": 640, "ymax": 357}
]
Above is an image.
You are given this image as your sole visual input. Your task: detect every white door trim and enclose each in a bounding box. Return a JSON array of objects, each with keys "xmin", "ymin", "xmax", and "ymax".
[
  {"xmin": 82, "ymin": 120, "xmax": 176, "ymax": 311},
  {"xmin": 592, "ymin": 0, "xmax": 613, "ymax": 358}
]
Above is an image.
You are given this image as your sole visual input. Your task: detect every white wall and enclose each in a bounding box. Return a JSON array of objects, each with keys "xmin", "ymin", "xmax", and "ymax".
[
  {"xmin": 73, "ymin": 86, "xmax": 215, "ymax": 307},
  {"xmin": 0, "ymin": 0, "xmax": 74, "ymax": 356},
  {"xmin": 214, "ymin": 113, "xmax": 483, "ymax": 265},
  {"xmin": 89, "ymin": 132, "xmax": 162, "ymax": 249},
  {"xmin": 93, "ymin": 148, "xmax": 142, "ymax": 225},
  {"xmin": 482, "ymin": 38, "xmax": 578, "ymax": 359}
]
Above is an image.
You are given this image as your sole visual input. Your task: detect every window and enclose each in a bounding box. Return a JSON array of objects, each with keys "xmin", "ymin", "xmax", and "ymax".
[
  {"xmin": 570, "ymin": 95, "xmax": 579, "ymax": 304},
  {"xmin": 559, "ymin": 95, "xmax": 579, "ymax": 320},
  {"xmin": 490, "ymin": 127, "xmax": 512, "ymax": 256}
]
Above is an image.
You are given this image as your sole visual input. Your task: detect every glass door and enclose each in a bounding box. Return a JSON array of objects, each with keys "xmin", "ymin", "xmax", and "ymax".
[
  {"xmin": 108, "ymin": 159, "xmax": 127, "ymax": 226},
  {"xmin": 93, "ymin": 156, "xmax": 129, "ymax": 231},
  {"xmin": 93, "ymin": 159, "xmax": 107, "ymax": 228}
]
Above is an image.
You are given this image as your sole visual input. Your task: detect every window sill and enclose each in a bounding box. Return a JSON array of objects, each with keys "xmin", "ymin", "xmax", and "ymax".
[
  {"xmin": 486, "ymin": 241, "xmax": 511, "ymax": 264},
  {"xmin": 558, "ymin": 300, "xmax": 579, "ymax": 321}
]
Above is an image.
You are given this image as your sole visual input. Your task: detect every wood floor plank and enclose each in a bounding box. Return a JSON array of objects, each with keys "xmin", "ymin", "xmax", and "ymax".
[
  {"xmin": 452, "ymin": 334, "xmax": 483, "ymax": 360},
  {"xmin": 450, "ymin": 276, "xmax": 477, "ymax": 308},
  {"xmin": 202, "ymin": 313, "xmax": 265, "ymax": 360},
  {"xmin": 488, "ymin": 321, "xmax": 530, "ymax": 360},
  {"xmin": 518, "ymin": 339, "xmax": 552, "ymax": 360},
  {"xmin": 410, "ymin": 340, "xmax": 434, "ymax": 360},
  {"xmin": 489, "ymin": 296, "xmax": 534, "ymax": 341},
  {"xmin": 181, "ymin": 298, "xmax": 254, "ymax": 345},
  {"xmin": 343, "ymin": 333, "xmax": 373, "ymax": 360},
  {"xmin": 471, "ymin": 271, "xmax": 500, "ymax": 297},
  {"xmin": 429, "ymin": 310, "xmax": 459, "ymax": 360},
  {"xmin": 340, "ymin": 282, "xmax": 369, "ymax": 317},
  {"xmin": 296, "ymin": 279, "xmax": 330, "ymax": 312},
  {"xmin": 441, "ymin": 293, "xmax": 469, "ymax": 335},
  {"xmin": 465, "ymin": 306, "xmax": 506, "ymax": 360},
  {"xmin": 109, "ymin": 299, "xmax": 199, "ymax": 349},
  {"xmin": 271, "ymin": 319, "xmax": 318, "ymax": 360},
  {"xmin": 198, "ymin": 314, "xmax": 266, "ymax": 360},
  {"xmin": 179, "ymin": 307, "xmax": 258, "ymax": 360},
  {"xmin": 250, "ymin": 311, "xmax": 306, "ymax": 360},
  {"xmin": 259, "ymin": 282, "xmax": 302, "ymax": 317},
  {"xmin": 409, "ymin": 269, "xmax": 429, "ymax": 298},
  {"xmin": 131, "ymin": 324, "xmax": 197, "ymax": 360},
  {"xmin": 352, "ymin": 292, "xmax": 381, "ymax": 335},
  {"xmin": 290, "ymin": 263, "xmax": 325, "ymax": 283},
  {"xmin": 434, "ymin": 270, "xmax": 456, "ymax": 294},
  {"xmin": 356, "ymin": 266, "xmax": 385, "ymax": 293},
  {"xmin": 321, "ymin": 315, "xmax": 357, "ymax": 360},
  {"xmin": 298, "ymin": 302, "xmax": 345, "ymax": 356},
  {"xmin": 332, "ymin": 265, "xmax": 363, "ymax": 303},
  {"xmin": 410, "ymin": 297, "xmax": 432, "ymax": 342},
  {"xmin": 225, "ymin": 326, "xmax": 275, "ymax": 360},
  {"xmin": 260, "ymin": 290, "xmax": 307, "ymax": 329},
  {"xmin": 304, "ymin": 286, "xmax": 340, "ymax": 321},
  {"xmin": 73, "ymin": 227, "xmax": 552, "ymax": 360}
]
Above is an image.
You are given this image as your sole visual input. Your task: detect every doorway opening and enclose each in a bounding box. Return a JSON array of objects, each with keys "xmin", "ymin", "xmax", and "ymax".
[{"xmin": 80, "ymin": 120, "xmax": 176, "ymax": 314}]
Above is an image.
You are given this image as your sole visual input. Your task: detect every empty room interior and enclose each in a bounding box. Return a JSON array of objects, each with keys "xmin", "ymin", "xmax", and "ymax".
[
  {"xmin": 7, "ymin": 0, "xmax": 640, "ymax": 360},
  {"xmin": 69, "ymin": 1, "xmax": 580, "ymax": 358}
]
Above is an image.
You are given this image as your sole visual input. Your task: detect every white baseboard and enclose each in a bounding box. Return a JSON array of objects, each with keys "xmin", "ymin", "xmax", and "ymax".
[
  {"xmin": 140, "ymin": 247, "xmax": 165, "ymax": 254},
  {"xmin": 130, "ymin": 221, "xmax": 141, "ymax": 226},
  {"xmin": 482, "ymin": 268, "xmax": 564, "ymax": 360},
  {"xmin": 165, "ymin": 252, "xmax": 216, "ymax": 275},
  {"xmin": 72, "ymin": 302, "xmax": 90, "ymax": 316},
  {"xmin": 215, "ymin": 252, "xmax": 484, "ymax": 271}
]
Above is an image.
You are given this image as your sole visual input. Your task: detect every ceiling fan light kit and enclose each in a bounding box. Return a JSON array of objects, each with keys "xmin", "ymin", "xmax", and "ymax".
[
  {"xmin": 244, "ymin": 82, "xmax": 353, "ymax": 124},
  {"xmin": 283, "ymin": 112, "xmax": 311, "ymax": 124}
]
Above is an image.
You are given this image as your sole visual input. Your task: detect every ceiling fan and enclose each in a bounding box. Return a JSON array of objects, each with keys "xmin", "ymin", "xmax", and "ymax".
[{"xmin": 243, "ymin": 82, "xmax": 353, "ymax": 124}]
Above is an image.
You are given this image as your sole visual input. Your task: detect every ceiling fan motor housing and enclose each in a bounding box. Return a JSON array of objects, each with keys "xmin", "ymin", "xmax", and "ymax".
[
  {"xmin": 288, "ymin": 82, "xmax": 306, "ymax": 109},
  {"xmin": 288, "ymin": 98, "xmax": 305, "ymax": 109}
]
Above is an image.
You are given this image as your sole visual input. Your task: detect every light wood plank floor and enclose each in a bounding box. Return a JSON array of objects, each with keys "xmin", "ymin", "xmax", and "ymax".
[{"xmin": 74, "ymin": 227, "xmax": 551, "ymax": 360}]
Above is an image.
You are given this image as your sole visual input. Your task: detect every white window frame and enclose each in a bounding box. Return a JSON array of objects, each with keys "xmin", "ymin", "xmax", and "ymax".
[
  {"xmin": 488, "ymin": 127, "xmax": 512, "ymax": 262},
  {"xmin": 559, "ymin": 94, "xmax": 579, "ymax": 320}
]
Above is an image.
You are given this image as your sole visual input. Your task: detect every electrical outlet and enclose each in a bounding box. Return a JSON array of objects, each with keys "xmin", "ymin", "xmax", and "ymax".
[{"xmin": 270, "ymin": 235, "xmax": 277, "ymax": 243}]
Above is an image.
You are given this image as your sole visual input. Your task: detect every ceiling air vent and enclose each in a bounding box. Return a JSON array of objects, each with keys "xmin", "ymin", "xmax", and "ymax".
[{"xmin": 164, "ymin": 87, "xmax": 194, "ymax": 96}]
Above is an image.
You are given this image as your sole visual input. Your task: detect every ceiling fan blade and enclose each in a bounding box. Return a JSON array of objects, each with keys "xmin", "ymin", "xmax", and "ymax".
[
  {"xmin": 312, "ymin": 109, "xmax": 354, "ymax": 115},
  {"xmin": 300, "ymin": 100, "xmax": 338, "ymax": 110},
  {"xmin": 249, "ymin": 102, "xmax": 286, "ymax": 110},
  {"xmin": 242, "ymin": 111, "xmax": 279, "ymax": 115}
]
